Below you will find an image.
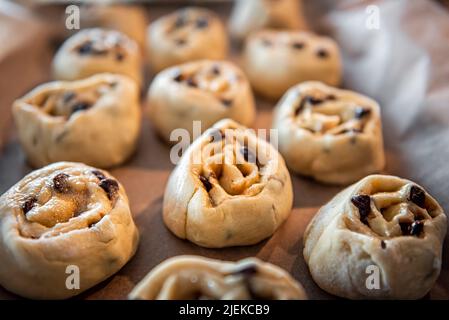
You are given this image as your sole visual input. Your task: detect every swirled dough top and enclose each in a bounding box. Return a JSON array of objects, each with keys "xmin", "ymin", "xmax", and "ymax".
[
  {"xmin": 5, "ymin": 162, "xmax": 123, "ymax": 240},
  {"xmin": 129, "ymin": 255, "xmax": 307, "ymax": 300}
]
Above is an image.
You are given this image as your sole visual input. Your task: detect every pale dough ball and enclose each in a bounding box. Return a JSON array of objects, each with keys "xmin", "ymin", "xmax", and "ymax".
[
  {"xmin": 0, "ymin": 162, "xmax": 139, "ymax": 299},
  {"xmin": 147, "ymin": 60, "xmax": 256, "ymax": 143},
  {"xmin": 163, "ymin": 119, "xmax": 293, "ymax": 248},
  {"xmin": 147, "ymin": 7, "xmax": 228, "ymax": 72},
  {"xmin": 80, "ymin": 4, "xmax": 148, "ymax": 49},
  {"xmin": 53, "ymin": 28, "xmax": 142, "ymax": 85},
  {"xmin": 129, "ymin": 255, "xmax": 307, "ymax": 300},
  {"xmin": 13, "ymin": 73, "xmax": 141, "ymax": 168},
  {"xmin": 272, "ymin": 81, "xmax": 385, "ymax": 185},
  {"xmin": 303, "ymin": 174, "xmax": 447, "ymax": 299},
  {"xmin": 229, "ymin": 0, "xmax": 307, "ymax": 41},
  {"xmin": 244, "ymin": 30, "xmax": 342, "ymax": 100}
]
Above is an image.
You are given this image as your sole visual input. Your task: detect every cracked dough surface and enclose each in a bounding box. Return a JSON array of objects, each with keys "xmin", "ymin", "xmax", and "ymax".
[
  {"xmin": 163, "ymin": 119, "xmax": 293, "ymax": 248},
  {"xmin": 0, "ymin": 162, "xmax": 139, "ymax": 299},
  {"xmin": 53, "ymin": 28, "xmax": 142, "ymax": 85},
  {"xmin": 13, "ymin": 73, "xmax": 141, "ymax": 168},
  {"xmin": 229, "ymin": 0, "xmax": 307, "ymax": 41},
  {"xmin": 303, "ymin": 175, "xmax": 447, "ymax": 299},
  {"xmin": 244, "ymin": 30, "xmax": 342, "ymax": 99},
  {"xmin": 147, "ymin": 7, "xmax": 228, "ymax": 72},
  {"xmin": 148, "ymin": 60, "xmax": 255, "ymax": 143},
  {"xmin": 129, "ymin": 255, "xmax": 307, "ymax": 300},
  {"xmin": 272, "ymin": 81, "xmax": 385, "ymax": 185}
]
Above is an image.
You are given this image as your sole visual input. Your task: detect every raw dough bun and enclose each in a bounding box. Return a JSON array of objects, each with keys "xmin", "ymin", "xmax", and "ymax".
[
  {"xmin": 0, "ymin": 162, "xmax": 139, "ymax": 299},
  {"xmin": 229, "ymin": 0, "xmax": 307, "ymax": 41},
  {"xmin": 80, "ymin": 4, "xmax": 148, "ymax": 49},
  {"xmin": 244, "ymin": 30, "xmax": 342, "ymax": 100},
  {"xmin": 272, "ymin": 81, "xmax": 385, "ymax": 185},
  {"xmin": 147, "ymin": 60, "xmax": 256, "ymax": 143},
  {"xmin": 303, "ymin": 175, "xmax": 447, "ymax": 299},
  {"xmin": 129, "ymin": 255, "xmax": 307, "ymax": 300},
  {"xmin": 147, "ymin": 7, "xmax": 228, "ymax": 72},
  {"xmin": 163, "ymin": 119, "xmax": 293, "ymax": 248},
  {"xmin": 13, "ymin": 73, "xmax": 141, "ymax": 168},
  {"xmin": 53, "ymin": 28, "xmax": 142, "ymax": 85}
]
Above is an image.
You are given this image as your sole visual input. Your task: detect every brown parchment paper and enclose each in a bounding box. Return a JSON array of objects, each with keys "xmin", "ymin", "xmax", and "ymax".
[{"xmin": 0, "ymin": 0, "xmax": 448, "ymax": 299}]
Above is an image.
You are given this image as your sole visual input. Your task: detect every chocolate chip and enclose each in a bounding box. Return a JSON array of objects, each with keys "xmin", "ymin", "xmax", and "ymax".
[
  {"xmin": 327, "ymin": 94, "xmax": 337, "ymax": 100},
  {"xmin": 196, "ymin": 17, "xmax": 209, "ymax": 29},
  {"xmin": 221, "ymin": 99, "xmax": 233, "ymax": 107},
  {"xmin": 400, "ymin": 222, "xmax": 411, "ymax": 235},
  {"xmin": 316, "ymin": 48, "xmax": 329, "ymax": 58},
  {"xmin": 186, "ymin": 77, "xmax": 197, "ymax": 87},
  {"xmin": 409, "ymin": 186, "xmax": 426, "ymax": 208},
  {"xmin": 175, "ymin": 38, "xmax": 186, "ymax": 46},
  {"xmin": 351, "ymin": 194, "xmax": 371, "ymax": 224},
  {"xmin": 292, "ymin": 42, "xmax": 305, "ymax": 49},
  {"xmin": 78, "ymin": 41, "xmax": 93, "ymax": 55},
  {"xmin": 381, "ymin": 240, "xmax": 387, "ymax": 249},
  {"xmin": 92, "ymin": 170, "xmax": 106, "ymax": 181},
  {"xmin": 354, "ymin": 107, "xmax": 371, "ymax": 119},
  {"xmin": 62, "ymin": 91, "xmax": 76, "ymax": 103},
  {"xmin": 232, "ymin": 264, "xmax": 258, "ymax": 276},
  {"xmin": 173, "ymin": 70, "xmax": 184, "ymax": 82},
  {"xmin": 295, "ymin": 95, "xmax": 324, "ymax": 116},
  {"xmin": 174, "ymin": 15, "xmax": 186, "ymax": 28},
  {"xmin": 261, "ymin": 39, "xmax": 272, "ymax": 46},
  {"xmin": 199, "ymin": 175, "xmax": 212, "ymax": 192},
  {"xmin": 22, "ymin": 197, "xmax": 37, "ymax": 214},
  {"xmin": 338, "ymin": 128, "xmax": 362, "ymax": 135},
  {"xmin": 99, "ymin": 178, "xmax": 119, "ymax": 200},
  {"xmin": 71, "ymin": 101, "xmax": 91, "ymax": 114},
  {"xmin": 115, "ymin": 52, "xmax": 124, "ymax": 61},
  {"xmin": 211, "ymin": 65, "xmax": 220, "ymax": 75},
  {"xmin": 241, "ymin": 146, "xmax": 257, "ymax": 164},
  {"xmin": 53, "ymin": 173, "xmax": 70, "ymax": 193},
  {"xmin": 410, "ymin": 220, "xmax": 424, "ymax": 236}
]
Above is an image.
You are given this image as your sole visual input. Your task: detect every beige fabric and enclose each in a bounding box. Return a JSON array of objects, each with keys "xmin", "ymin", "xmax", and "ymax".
[
  {"xmin": 147, "ymin": 60, "xmax": 256, "ymax": 143},
  {"xmin": 304, "ymin": 175, "xmax": 447, "ymax": 299},
  {"xmin": 163, "ymin": 119, "xmax": 293, "ymax": 248},
  {"xmin": 13, "ymin": 73, "xmax": 141, "ymax": 168},
  {"xmin": 244, "ymin": 30, "xmax": 342, "ymax": 100},
  {"xmin": 53, "ymin": 28, "xmax": 142, "ymax": 85},
  {"xmin": 0, "ymin": 162, "xmax": 139, "ymax": 299},
  {"xmin": 272, "ymin": 81, "xmax": 385, "ymax": 185},
  {"xmin": 129, "ymin": 255, "xmax": 307, "ymax": 300},
  {"xmin": 147, "ymin": 7, "xmax": 228, "ymax": 72},
  {"xmin": 229, "ymin": 0, "xmax": 307, "ymax": 41}
]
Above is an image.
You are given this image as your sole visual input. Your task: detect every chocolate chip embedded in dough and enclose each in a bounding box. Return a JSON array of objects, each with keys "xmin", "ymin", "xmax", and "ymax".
[
  {"xmin": 196, "ymin": 17, "xmax": 209, "ymax": 29},
  {"xmin": 232, "ymin": 264, "xmax": 258, "ymax": 276},
  {"xmin": 240, "ymin": 146, "xmax": 257, "ymax": 164},
  {"xmin": 291, "ymin": 41, "xmax": 305, "ymax": 49},
  {"xmin": 186, "ymin": 77, "xmax": 197, "ymax": 87},
  {"xmin": 199, "ymin": 175, "xmax": 212, "ymax": 192},
  {"xmin": 354, "ymin": 107, "xmax": 372, "ymax": 119},
  {"xmin": 381, "ymin": 240, "xmax": 387, "ymax": 249},
  {"xmin": 22, "ymin": 197, "xmax": 37, "ymax": 214},
  {"xmin": 173, "ymin": 70, "xmax": 184, "ymax": 82},
  {"xmin": 409, "ymin": 185, "xmax": 426, "ymax": 208},
  {"xmin": 351, "ymin": 194, "xmax": 371, "ymax": 224},
  {"xmin": 78, "ymin": 41, "xmax": 94, "ymax": 55},
  {"xmin": 71, "ymin": 101, "xmax": 91, "ymax": 115},
  {"xmin": 410, "ymin": 220, "xmax": 424, "ymax": 236},
  {"xmin": 62, "ymin": 91, "xmax": 76, "ymax": 103},
  {"xmin": 221, "ymin": 98, "xmax": 233, "ymax": 107},
  {"xmin": 211, "ymin": 65, "xmax": 220, "ymax": 75},
  {"xmin": 175, "ymin": 38, "xmax": 187, "ymax": 46},
  {"xmin": 92, "ymin": 170, "xmax": 107, "ymax": 181},
  {"xmin": 99, "ymin": 178, "xmax": 119, "ymax": 200},
  {"xmin": 316, "ymin": 48, "xmax": 329, "ymax": 58},
  {"xmin": 115, "ymin": 52, "xmax": 125, "ymax": 61},
  {"xmin": 53, "ymin": 173, "xmax": 70, "ymax": 193},
  {"xmin": 174, "ymin": 15, "xmax": 187, "ymax": 29}
]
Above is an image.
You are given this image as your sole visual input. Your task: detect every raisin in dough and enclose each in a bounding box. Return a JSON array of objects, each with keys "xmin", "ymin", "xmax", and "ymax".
[
  {"xmin": 229, "ymin": 0, "xmax": 307, "ymax": 41},
  {"xmin": 80, "ymin": 4, "xmax": 148, "ymax": 49},
  {"xmin": 53, "ymin": 28, "xmax": 142, "ymax": 85},
  {"xmin": 129, "ymin": 255, "xmax": 307, "ymax": 300},
  {"xmin": 148, "ymin": 60, "xmax": 256, "ymax": 143},
  {"xmin": 304, "ymin": 175, "xmax": 447, "ymax": 299},
  {"xmin": 147, "ymin": 7, "xmax": 228, "ymax": 72},
  {"xmin": 13, "ymin": 73, "xmax": 141, "ymax": 168},
  {"xmin": 163, "ymin": 119, "xmax": 293, "ymax": 248},
  {"xmin": 244, "ymin": 30, "xmax": 342, "ymax": 100},
  {"xmin": 272, "ymin": 81, "xmax": 385, "ymax": 185},
  {"xmin": 0, "ymin": 162, "xmax": 139, "ymax": 299}
]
